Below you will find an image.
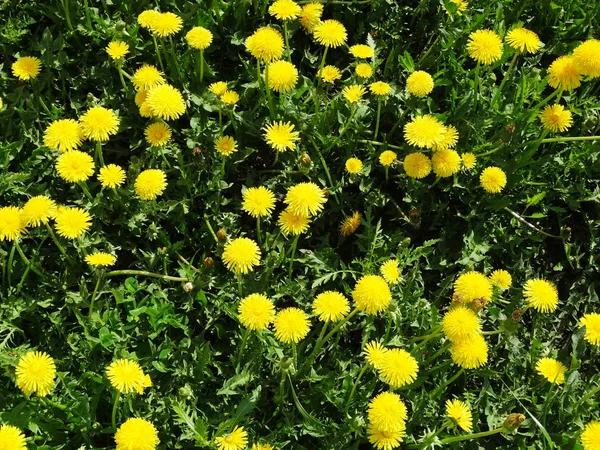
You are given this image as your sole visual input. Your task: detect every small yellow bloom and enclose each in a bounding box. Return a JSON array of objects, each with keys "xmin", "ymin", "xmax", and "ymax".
[
  {"xmin": 242, "ymin": 186, "xmax": 276, "ymax": 218},
  {"xmin": 342, "ymin": 84, "xmax": 366, "ymax": 103},
  {"xmin": 246, "ymin": 27, "xmax": 284, "ymax": 62},
  {"xmin": 489, "ymin": 269, "xmax": 512, "ymax": 290},
  {"xmin": 461, "ymin": 152, "xmax": 476, "ymax": 169},
  {"xmin": 221, "ymin": 90, "xmax": 240, "ymax": 105},
  {"xmin": 547, "ymin": 56, "xmax": 582, "ymax": 91},
  {"xmin": 432, "ymin": 149, "xmax": 461, "ymax": 178},
  {"xmin": 349, "ymin": 44, "xmax": 374, "ymax": 59},
  {"xmin": 312, "ymin": 291, "xmax": 350, "ymax": 322},
  {"xmin": 98, "ymin": 164, "xmax": 126, "ymax": 189},
  {"xmin": 355, "ymin": 63, "xmax": 373, "ymax": 78},
  {"xmin": 379, "ymin": 150, "xmax": 397, "ymax": 167},
  {"xmin": 106, "ymin": 41, "xmax": 129, "ymax": 60},
  {"xmin": 263, "ymin": 121, "xmax": 300, "ymax": 152},
  {"xmin": 480, "ymin": 166, "xmax": 507, "ymax": 193},
  {"xmin": 345, "ymin": 157, "xmax": 363, "ymax": 174},
  {"xmin": 299, "ymin": 3, "xmax": 323, "ymax": 32},
  {"xmin": 145, "ymin": 122, "xmax": 172, "ymax": 147},
  {"xmin": 267, "ymin": 60, "xmax": 298, "ymax": 93},
  {"xmin": 273, "ymin": 307, "xmax": 311, "ymax": 343},
  {"xmin": 215, "ymin": 426, "xmax": 247, "ymax": 450},
  {"xmin": 403, "ymin": 153, "xmax": 432, "ymax": 179},
  {"xmin": 506, "ymin": 28, "xmax": 542, "ymax": 54},
  {"xmin": 380, "ymin": 259, "xmax": 401, "ymax": 284},
  {"xmin": 406, "ymin": 71, "xmax": 434, "ymax": 97},
  {"xmin": 536, "ymin": 357, "xmax": 567, "ymax": 384},
  {"xmin": 222, "ymin": 237, "xmax": 261, "ymax": 274},
  {"xmin": 446, "ymin": 399, "xmax": 473, "ymax": 432},
  {"xmin": 539, "ymin": 104, "xmax": 573, "ymax": 132},
  {"xmin": 16, "ymin": 351, "xmax": 56, "ymax": 397},
  {"xmin": 467, "ymin": 29, "xmax": 503, "ymax": 65},
  {"xmin": 269, "ymin": 0, "xmax": 301, "ymax": 21},
  {"xmin": 278, "ymin": 209, "xmax": 311, "ymax": 235},
  {"xmin": 215, "ymin": 136, "xmax": 238, "ymax": 156},
  {"xmin": 12, "ymin": 56, "xmax": 41, "ymax": 81},
  {"xmin": 85, "ymin": 252, "xmax": 116, "ymax": 267},
  {"xmin": 320, "ymin": 65, "xmax": 342, "ymax": 83},
  {"xmin": 209, "ymin": 81, "xmax": 228, "ymax": 96},
  {"xmin": 186, "ymin": 26, "xmax": 213, "ymax": 50},
  {"xmin": 313, "ymin": 20, "xmax": 347, "ymax": 48},
  {"xmin": 135, "ymin": 169, "xmax": 167, "ymax": 200},
  {"xmin": 370, "ymin": 81, "xmax": 392, "ymax": 96}
]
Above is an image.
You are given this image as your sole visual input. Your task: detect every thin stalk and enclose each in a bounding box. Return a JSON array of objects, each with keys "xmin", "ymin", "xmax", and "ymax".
[
  {"xmin": 424, "ymin": 342, "xmax": 451, "ymax": 365},
  {"xmin": 473, "ymin": 62, "xmax": 480, "ymax": 114},
  {"xmin": 169, "ymin": 37, "xmax": 182, "ymax": 81},
  {"xmin": 524, "ymin": 89, "xmax": 561, "ymax": 121},
  {"xmin": 317, "ymin": 308, "xmax": 359, "ymax": 355},
  {"xmin": 481, "ymin": 329, "xmax": 502, "ymax": 336},
  {"xmin": 117, "ymin": 65, "xmax": 128, "ymax": 91},
  {"xmin": 199, "ymin": 50, "xmax": 204, "ymax": 83},
  {"xmin": 373, "ymin": 98, "xmax": 382, "ymax": 139},
  {"xmin": 111, "ymin": 391, "xmax": 121, "ymax": 430},
  {"xmin": 235, "ymin": 328, "xmax": 250, "ymax": 372},
  {"xmin": 153, "ymin": 35, "xmax": 165, "ymax": 73},
  {"xmin": 62, "ymin": 0, "xmax": 74, "ymax": 31},
  {"xmin": 412, "ymin": 331, "xmax": 443, "ymax": 355},
  {"xmin": 538, "ymin": 135, "xmax": 600, "ymax": 145},
  {"xmin": 14, "ymin": 241, "xmax": 43, "ymax": 277},
  {"xmin": 433, "ymin": 368, "xmax": 464, "ymax": 397},
  {"xmin": 316, "ymin": 47, "xmax": 329, "ymax": 85},
  {"xmin": 292, "ymin": 342, "xmax": 298, "ymax": 369},
  {"xmin": 237, "ymin": 272, "xmax": 243, "ymax": 297},
  {"xmin": 288, "ymin": 234, "xmax": 300, "ymax": 278},
  {"xmin": 45, "ymin": 223, "xmax": 71, "ymax": 262},
  {"xmin": 218, "ymin": 103, "xmax": 223, "ymax": 136},
  {"xmin": 283, "ymin": 21, "xmax": 292, "ymax": 62},
  {"xmin": 477, "ymin": 143, "xmax": 504, "ymax": 157},
  {"xmin": 301, "ymin": 322, "xmax": 328, "ymax": 374},
  {"xmin": 416, "ymin": 35, "xmax": 440, "ymax": 66},
  {"xmin": 384, "ymin": 167, "xmax": 389, "ymax": 183},
  {"xmin": 439, "ymin": 427, "xmax": 505, "ymax": 444},
  {"xmin": 410, "ymin": 324, "xmax": 443, "ymax": 343},
  {"xmin": 357, "ymin": 139, "xmax": 403, "ymax": 151},
  {"xmin": 309, "ymin": 138, "xmax": 339, "ymax": 204},
  {"xmin": 95, "ymin": 141, "xmax": 105, "ymax": 167},
  {"xmin": 204, "ymin": 215, "xmax": 219, "ymax": 242},
  {"xmin": 344, "ymin": 364, "xmax": 368, "ymax": 415},
  {"xmin": 256, "ymin": 60, "xmax": 262, "ymax": 90},
  {"xmin": 38, "ymin": 96, "xmax": 52, "ymax": 116},
  {"xmin": 78, "ymin": 182, "xmax": 94, "ymax": 201},
  {"xmin": 88, "ymin": 276, "xmax": 102, "ymax": 316},
  {"xmin": 105, "ymin": 270, "xmax": 188, "ymax": 282},
  {"xmin": 265, "ymin": 64, "xmax": 275, "ymax": 119},
  {"xmin": 492, "ymin": 52, "xmax": 519, "ymax": 108},
  {"xmin": 504, "ymin": 207, "xmax": 562, "ymax": 239},
  {"xmin": 228, "ymin": 111, "xmax": 237, "ymax": 134},
  {"xmin": 576, "ymin": 384, "xmax": 600, "ymax": 408},
  {"xmin": 256, "ymin": 217, "xmax": 262, "ymax": 247}
]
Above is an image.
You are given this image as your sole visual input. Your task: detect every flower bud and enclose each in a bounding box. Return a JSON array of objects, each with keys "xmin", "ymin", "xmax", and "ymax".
[
  {"xmin": 178, "ymin": 384, "xmax": 194, "ymax": 399},
  {"xmin": 217, "ymin": 229, "xmax": 227, "ymax": 240},
  {"xmin": 300, "ymin": 152, "xmax": 311, "ymax": 165},
  {"xmin": 183, "ymin": 282, "xmax": 194, "ymax": 292},
  {"xmin": 511, "ymin": 308, "xmax": 524, "ymax": 322},
  {"xmin": 505, "ymin": 413, "xmax": 526, "ymax": 430},
  {"xmin": 203, "ymin": 257, "xmax": 214, "ymax": 269},
  {"xmin": 115, "ymin": 20, "xmax": 126, "ymax": 32}
]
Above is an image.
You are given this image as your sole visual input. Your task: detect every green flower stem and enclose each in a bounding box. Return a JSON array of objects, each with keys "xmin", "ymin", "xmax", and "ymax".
[
  {"xmin": 237, "ymin": 272, "xmax": 243, "ymax": 297},
  {"xmin": 45, "ymin": 223, "xmax": 71, "ymax": 262},
  {"xmin": 121, "ymin": 70, "xmax": 133, "ymax": 80},
  {"xmin": 88, "ymin": 275, "xmax": 102, "ymax": 317},
  {"xmin": 504, "ymin": 207, "xmax": 562, "ymax": 239},
  {"xmin": 78, "ymin": 182, "xmax": 94, "ymax": 201},
  {"xmin": 373, "ymin": 98, "xmax": 382, "ymax": 140},
  {"xmin": 481, "ymin": 329, "xmax": 503, "ymax": 336},
  {"xmin": 256, "ymin": 60, "xmax": 263, "ymax": 90},
  {"xmin": 218, "ymin": 103, "xmax": 223, "ymax": 136},
  {"xmin": 105, "ymin": 270, "xmax": 188, "ymax": 282},
  {"xmin": 264, "ymin": 64, "xmax": 276, "ymax": 119},
  {"xmin": 62, "ymin": 0, "xmax": 73, "ymax": 31},
  {"xmin": 416, "ymin": 35, "xmax": 440, "ymax": 67},
  {"xmin": 542, "ymin": 379, "xmax": 557, "ymax": 427},
  {"xmin": 235, "ymin": 327, "xmax": 250, "ymax": 372},
  {"xmin": 228, "ymin": 111, "xmax": 237, "ymax": 134},
  {"xmin": 410, "ymin": 324, "xmax": 443, "ymax": 343},
  {"xmin": 384, "ymin": 166, "xmax": 389, "ymax": 182},
  {"xmin": 412, "ymin": 330, "xmax": 443, "ymax": 355},
  {"xmin": 38, "ymin": 96, "xmax": 51, "ymax": 116},
  {"xmin": 539, "ymin": 135, "xmax": 600, "ymax": 145},
  {"xmin": 309, "ymin": 138, "xmax": 339, "ymax": 204},
  {"xmin": 199, "ymin": 50, "xmax": 204, "ymax": 83},
  {"xmin": 117, "ymin": 65, "xmax": 128, "ymax": 91},
  {"xmin": 344, "ymin": 363, "xmax": 369, "ymax": 415},
  {"xmin": 152, "ymin": 35, "xmax": 165, "ymax": 73},
  {"xmin": 312, "ymin": 307, "xmax": 359, "ymax": 360},
  {"xmin": 473, "ymin": 62, "xmax": 480, "ymax": 114},
  {"xmin": 357, "ymin": 139, "xmax": 403, "ymax": 151},
  {"xmin": 83, "ymin": 0, "xmax": 92, "ymax": 30},
  {"xmin": 40, "ymin": 396, "xmax": 68, "ymax": 410},
  {"xmin": 300, "ymin": 322, "xmax": 328, "ymax": 375},
  {"xmin": 204, "ymin": 215, "xmax": 219, "ymax": 243},
  {"xmin": 492, "ymin": 52, "xmax": 519, "ymax": 108},
  {"xmin": 14, "ymin": 240, "xmax": 43, "ymax": 277},
  {"xmin": 288, "ymin": 234, "xmax": 300, "ymax": 279},
  {"xmin": 477, "ymin": 143, "xmax": 505, "ymax": 157},
  {"xmin": 439, "ymin": 427, "xmax": 505, "ymax": 445},
  {"xmin": 576, "ymin": 384, "xmax": 600, "ymax": 408},
  {"xmin": 339, "ymin": 106, "xmax": 357, "ymax": 139},
  {"xmin": 432, "ymin": 368, "xmax": 465, "ymax": 398},
  {"xmin": 278, "ymin": 371, "xmax": 287, "ymax": 410},
  {"xmin": 256, "ymin": 217, "xmax": 262, "ymax": 247},
  {"xmin": 424, "ymin": 342, "xmax": 451, "ymax": 365},
  {"xmin": 95, "ymin": 141, "xmax": 105, "ymax": 167},
  {"xmin": 292, "ymin": 342, "xmax": 298, "ymax": 369},
  {"xmin": 168, "ymin": 37, "xmax": 182, "ymax": 82},
  {"xmin": 316, "ymin": 46, "xmax": 329, "ymax": 85},
  {"xmin": 283, "ymin": 21, "xmax": 292, "ymax": 62},
  {"xmin": 111, "ymin": 391, "xmax": 121, "ymax": 430}
]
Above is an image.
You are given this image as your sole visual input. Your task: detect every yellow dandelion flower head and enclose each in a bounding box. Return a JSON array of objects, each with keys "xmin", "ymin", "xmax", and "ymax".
[
  {"xmin": 446, "ymin": 399, "xmax": 473, "ymax": 432},
  {"xmin": 363, "ymin": 341, "xmax": 388, "ymax": 369},
  {"xmin": 284, "ymin": 182, "xmax": 327, "ymax": 217},
  {"xmin": 54, "ymin": 207, "xmax": 91, "ymax": 239},
  {"xmin": 579, "ymin": 313, "xmax": 600, "ymax": 346},
  {"xmin": 404, "ymin": 115, "xmax": 446, "ymax": 149},
  {"xmin": 539, "ymin": 104, "xmax": 573, "ymax": 133},
  {"xmin": 432, "ymin": 149, "xmax": 461, "ymax": 178},
  {"xmin": 252, "ymin": 444, "xmax": 274, "ymax": 450},
  {"xmin": 506, "ymin": 28, "xmax": 542, "ymax": 54},
  {"xmin": 106, "ymin": 41, "xmax": 129, "ymax": 60},
  {"xmin": 368, "ymin": 391, "xmax": 408, "ymax": 432},
  {"xmin": 370, "ymin": 81, "xmax": 392, "ymax": 96},
  {"xmin": 378, "ymin": 348, "xmax": 419, "ymax": 388},
  {"xmin": 79, "ymin": 106, "xmax": 120, "ymax": 142},
  {"xmin": 367, "ymin": 423, "xmax": 406, "ymax": 450},
  {"xmin": 222, "ymin": 237, "xmax": 261, "ymax": 274},
  {"xmin": 278, "ymin": 208, "xmax": 311, "ymax": 235},
  {"xmin": 215, "ymin": 136, "xmax": 238, "ymax": 157},
  {"xmin": 242, "ymin": 186, "xmax": 276, "ymax": 218},
  {"xmin": 432, "ymin": 125, "xmax": 459, "ymax": 151},
  {"xmin": 0, "ymin": 207, "xmax": 26, "ymax": 241},
  {"xmin": 135, "ymin": 169, "xmax": 167, "ymax": 200},
  {"xmin": 137, "ymin": 10, "xmax": 161, "ymax": 29},
  {"xmin": 246, "ymin": 27, "xmax": 284, "ymax": 62},
  {"xmin": 22, "ymin": 196, "xmax": 56, "ymax": 227},
  {"xmin": 352, "ymin": 274, "xmax": 392, "ymax": 315},
  {"xmin": 132, "ymin": 65, "xmax": 165, "ymax": 91},
  {"xmin": 403, "ymin": 153, "xmax": 432, "ymax": 179},
  {"xmin": 135, "ymin": 374, "xmax": 153, "ymax": 395},
  {"xmin": 16, "ymin": 351, "xmax": 56, "ymax": 397},
  {"xmin": 547, "ymin": 55, "xmax": 582, "ymax": 91},
  {"xmin": 379, "ymin": 150, "xmax": 397, "ymax": 167},
  {"xmin": 43, "ymin": 119, "xmax": 83, "ymax": 152},
  {"xmin": 573, "ymin": 39, "xmax": 600, "ymax": 78},
  {"xmin": 221, "ymin": 90, "xmax": 240, "ymax": 105},
  {"xmin": 209, "ymin": 81, "xmax": 228, "ymax": 96},
  {"xmin": 0, "ymin": 424, "xmax": 27, "ymax": 450},
  {"xmin": 269, "ymin": 0, "xmax": 301, "ymax": 21},
  {"xmin": 321, "ymin": 65, "xmax": 342, "ymax": 83},
  {"xmin": 215, "ymin": 426, "xmax": 247, "ymax": 450},
  {"xmin": 312, "ymin": 291, "xmax": 350, "ymax": 322},
  {"xmin": 445, "ymin": 0, "xmax": 468, "ymax": 15},
  {"xmin": 263, "ymin": 121, "xmax": 300, "ymax": 152},
  {"xmin": 345, "ymin": 157, "xmax": 363, "ymax": 174},
  {"xmin": 340, "ymin": 211, "xmax": 361, "ymax": 236},
  {"xmin": 489, "ymin": 269, "xmax": 512, "ymax": 290},
  {"xmin": 106, "ymin": 359, "xmax": 145, "ymax": 393},
  {"xmin": 139, "ymin": 102, "xmax": 154, "ymax": 118},
  {"xmin": 536, "ymin": 357, "xmax": 567, "ymax": 384},
  {"xmin": 450, "ymin": 334, "xmax": 488, "ymax": 369},
  {"xmin": 467, "ymin": 29, "xmax": 503, "ymax": 65},
  {"xmin": 461, "ymin": 152, "xmax": 477, "ymax": 169},
  {"xmin": 480, "ymin": 166, "xmax": 507, "ymax": 193},
  {"xmin": 150, "ymin": 11, "xmax": 182, "ymax": 37},
  {"xmin": 581, "ymin": 421, "xmax": 600, "ymax": 450},
  {"xmin": 355, "ymin": 63, "xmax": 373, "ymax": 78},
  {"xmin": 523, "ymin": 278, "xmax": 558, "ymax": 313},
  {"xmin": 267, "ymin": 60, "xmax": 299, "ymax": 93},
  {"xmin": 442, "ymin": 305, "xmax": 481, "ymax": 342},
  {"xmin": 342, "ymin": 84, "xmax": 366, "ymax": 103},
  {"xmin": 115, "ymin": 418, "xmax": 159, "ymax": 450},
  {"xmin": 85, "ymin": 252, "xmax": 116, "ymax": 268},
  {"xmin": 314, "ymin": 20, "xmax": 347, "ymax": 48},
  {"xmin": 135, "ymin": 90, "xmax": 148, "ymax": 107},
  {"xmin": 12, "ymin": 56, "xmax": 41, "ymax": 81},
  {"xmin": 350, "ymin": 44, "xmax": 374, "ymax": 59},
  {"xmin": 238, "ymin": 293, "xmax": 276, "ymax": 331},
  {"xmin": 145, "ymin": 122, "xmax": 172, "ymax": 147},
  {"xmin": 146, "ymin": 84, "xmax": 186, "ymax": 120},
  {"xmin": 186, "ymin": 26, "xmax": 213, "ymax": 50},
  {"xmin": 406, "ymin": 70, "xmax": 434, "ymax": 97},
  {"xmin": 454, "ymin": 271, "xmax": 492, "ymax": 303},
  {"xmin": 273, "ymin": 307, "xmax": 311, "ymax": 343},
  {"xmin": 99, "ymin": 164, "xmax": 126, "ymax": 189},
  {"xmin": 56, "ymin": 150, "xmax": 95, "ymax": 183},
  {"xmin": 380, "ymin": 259, "xmax": 401, "ymax": 284},
  {"xmin": 299, "ymin": 2, "xmax": 323, "ymax": 32}
]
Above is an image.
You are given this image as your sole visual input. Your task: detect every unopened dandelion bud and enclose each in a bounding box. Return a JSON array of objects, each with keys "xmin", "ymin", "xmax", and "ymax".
[
  {"xmin": 300, "ymin": 152, "xmax": 311, "ymax": 165},
  {"xmin": 183, "ymin": 282, "xmax": 194, "ymax": 292},
  {"xmin": 280, "ymin": 357, "xmax": 293, "ymax": 371},
  {"xmin": 178, "ymin": 384, "xmax": 194, "ymax": 399},
  {"xmin": 505, "ymin": 413, "xmax": 526, "ymax": 430},
  {"xmin": 217, "ymin": 229, "xmax": 227, "ymax": 240},
  {"xmin": 400, "ymin": 237, "xmax": 411, "ymax": 248},
  {"xmin": 322, "ymin": 188, "xmax": 330, "ymax": 198},
  {"xmin": 203, "ymin": 257, "xmax": 214, "ymax": 269},
  {"xmin": 472, "ymin": 297, "xmax": 487, "ymax": 311},
  {"xmin": 115, "ymin": 20, "xmax": 126, "ymax": 32}
]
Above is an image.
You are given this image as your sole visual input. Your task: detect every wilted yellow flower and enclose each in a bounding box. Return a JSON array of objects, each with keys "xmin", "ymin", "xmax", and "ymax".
[
  {"xmin": 340, "ymin": 211, "xmax": 361, "ymax": 236},
  {"xmin": 135, "ymin": 169, "xmax": 167, "ymax": 200},
  {"xmin": 106, "ymin": 41, "xmax": 130, "ymax": 60},
  {"xmin": 467, "ymin": 29, "xmax": 503, "ymax": 65},
  {"xmin": 313, "ymin": 20, "xmax": 347, "ymax": 48},
  {"xmin": 12, "ymin": 56, "xmax": 41, "ymax": 81},
  {"xmin": 406, "ymin": 71, "xmax": 434, "ymax": 97},
  {"xmin": 506, "ymin": 28, "xmax": 542, "ymax": 54},
  {"xmin": 539, "ymin": 104, "xmax": 573, "ymax": 132},
  {"xmin": 480, "ymin": 166, "xmax": 507, "ymax": 193}
]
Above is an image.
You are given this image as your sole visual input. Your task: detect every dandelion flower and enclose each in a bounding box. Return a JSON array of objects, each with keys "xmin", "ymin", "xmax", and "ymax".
[
  {"xmin": 321, "ymin": 65, "xmax": 341, "ymax": 83},
  {"xmin": 356, "ymin": 63, "xmax": 373, "ymax": 78},
  {"xmin": 267, "ymin": 60, "xmax": 298, "ymax": 93},
  {"xmin": 378, "ymin": 348, "xmax": 419, "ymax": 388},
  {"xmin": 146, "ymin": 84, "xmax": 186, "ymax": 120},
  {"xmin": 221, "ymin": 90, "xmax": 240, "ymax": 105},
  {"xmin": 367, "ymin": 423, "xmax": 405, "ymax": 450},
  {"xmin": 135, "ymin": 169, "xmax": 167, "ymax": 200},
  {"xmin": 380, "ymin": 260, "xmax": 401, "ymax": 284},
  {"xmin": 16, "ymin": 351, "xmax": 56, "ymax": 397},
  {"xmin": 284, "ymin": 182, "xmax": 327, "ymax": 217},
  {"xmin": 489, "ymin": 269, "xmax": 512, "ymax": 290},
  {"xmin": 238, "ymin": 294, "xmax": 275, "ymax": 331},
  {"xmin": 547, "ymin": 56, "xmax": 582, "ymax": 91},
  {"xmin": 269, "ymin": 0, "xmax": 301, "ymax": 21},
  {"xmin": 44, "ymin": 119, "xmax": 83, "ymax": 152},
  {"xmin": 352, "ymin": 274, "xmax": 391, "ymax": 314},
  {"xmin": 403, "ymin": 153, "xmax": 432, "ymax": 179},
  {"xmin": 215, "ymin": 136, "xmax": 238, "ymax": 156},
  {"xmin": 346, "ymin": 157, "xmax": 363, "ymax": 174},
  {"xmin": 536, "ymin": 357, "xmax": 567, "ymax": 384},
  {"xmin": 363, "ymin": 341, "xmax": 388, "ymax": 369},
  {"xmin": 313, "ymin": 291, "xmax": 350, "ymax": 322},
  {"xmin": 115, "ymin": 418, "xmax": 159, "ymax": 450},
  {"xmin": 454, "ymin": 271, "xmax": 492, "ymax": 303},
  {"xmin": 539, "ymin": 104, "xmax": 573, "ymax": 132},
  {"xmin": 246, "ymin": 27, "xmax": 284, "ymax": 62},
  {"xmin": 22, "ymin": 196, "xmax": 56, "ymax": 227},
  {"xmin": 446, "ymin": 399, "xmax": 473, "ymax": 432},
  {"xmin": 406, "ymin": 71, "xmax": 434, "ymax": 97},
  {"xmin": 404, "ymin": 115, "xmax": 446, "ymax": 149},
  {"xmin": 54, "ymin": 207, "xmax": 91, "ymax": 239},
  {"xmin": 132, "ymin": 65, "xmax": 165, "ymax": 91},
  {"xmin": 368, "ymin": 391, "xmax": 408, "ymax": 432},
  {"xmin": 461, "ymin": 152, "xmax": 476, "ymax": 169},
  {"xmin": 252, "ymin": 444, "xmax": 274, "ymax": 450},
  {"xmin": 99, "ymin": 164, "xmax": 126, "ymax": 189},
  {"xmin": 139, "ymin": 103, "xmax": 154, "ymax": 118},
  {"xmin": 12, "ymin": 56, "xmax": 41, "ymax": 81},
  {"xmin": 106, "ymin": 41, "xmax": 129, "ymax": 60},
  {"xmin": 370, "ymin": 81, "xmax": 392, "ymax": 96},
  {"xmin": 342, "ymin": 85, "xmax": 366, "ymax": 103},
  {"xmin": 340, "ymin": 211, "xmax": 361, "ymax": 236},
  {"xmin": 135, "ymin": 87, "xmax": 148, "ymax": 106},
  {"xmin": 56, "ymin": 150, "xmax": 94, "ymax": 183},
  {"xmin": 150, "ymin": 12, "xmax": 182, "ymax": 37},
  {"xmin": 506, "ymin": 28, "xmax": 541, "ymax": 54},
  {"xmin": 299, "ymin": 2, "xmax": 323, "ymax": 32},
  {"xmin": 138, "ymin": 10, "xmax": 161, "ymax": 29},
  {"xmin": 80, "ymin": 106, "xmax": 120, "ymax": 142},
  {"xmin": 445, "ymin": 0, "xmax": 468, "ymax": 14},
  {"xmin": 432, "ymin": 149, "xmax": 461, "ymax": 178},
  {"xmin": 313, "ymin": 20, "xmax": 347, "ymax": 48},
  {"xmin": 432, "ymin": 125, "xmax": 459, "ymax": 151},
  {"xmin": 442, "ymin": 306, "xmax": 481, "ymax": 342},
  {"xmin": 186, "ymin": 26, "xmax": 213, "ymax": 50},
  {"xmin": 350, "ymin": 44, "xmax": 374, "ymax": 59},
  {"xmin": 0, "ymin": 424, "xmax": 27, "ymax": 450},
  {"xmin": 209, "ymin": 81, "xmax": 228, "ymax": 96},
  {"xmin": 145, "ymin": 122, "xmax": 171, "ymax": 147},
  {"xmin": 85, "ymin": 252, "xmax": 116, "ymax": 268},
  {"xmin": 379, "ymin": 150, "xmax": 397, "ymax": 167},
  {"xmin": 0, "ymin": 207, "xmax": 26, "ymax": 241},
  {"xmin": 215, "ymin": 426, "xmax": 247, "ymax": 450},
  {"xmin": 467, "ymin": 29, "xmax": 503, "ymax": 65},
  {"xmin": 581, "ymin": 421, "xmax": 600, "ymax": 450},
  {"xmin": 523, "ymin": 278, "xmax": 558, "ymax": 313},
  {"xmin": 222, "ymin": 237, "xmax": 261, "ymax": 274},
  {"xmin": 242, "ymin": 186, "xmax": 276, "ymax": 218},
  {"xmin": 573, "ymin": 39, "xmax": 600, "ymax": 78},
  {"xmin": 450, "ymin": 334, "xmax": 488, "ymax": 369},
  {"xmin": 480, "ymin": 166, "xmax": 507, "ymax": 193},
  {"xmin": 579, "ymin": 313, "xmax": 600, "ymax": 346},
  {"xmin": 273, "ymin": 307, "xmax": 311, "ymax": 343},
  {"xmin": 106, "ymin": 359, "xmax": 145, "ymax": 393},
  {"xmin": 278, "ymin": 209, "xmax": 311, "ymax": 235}
]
